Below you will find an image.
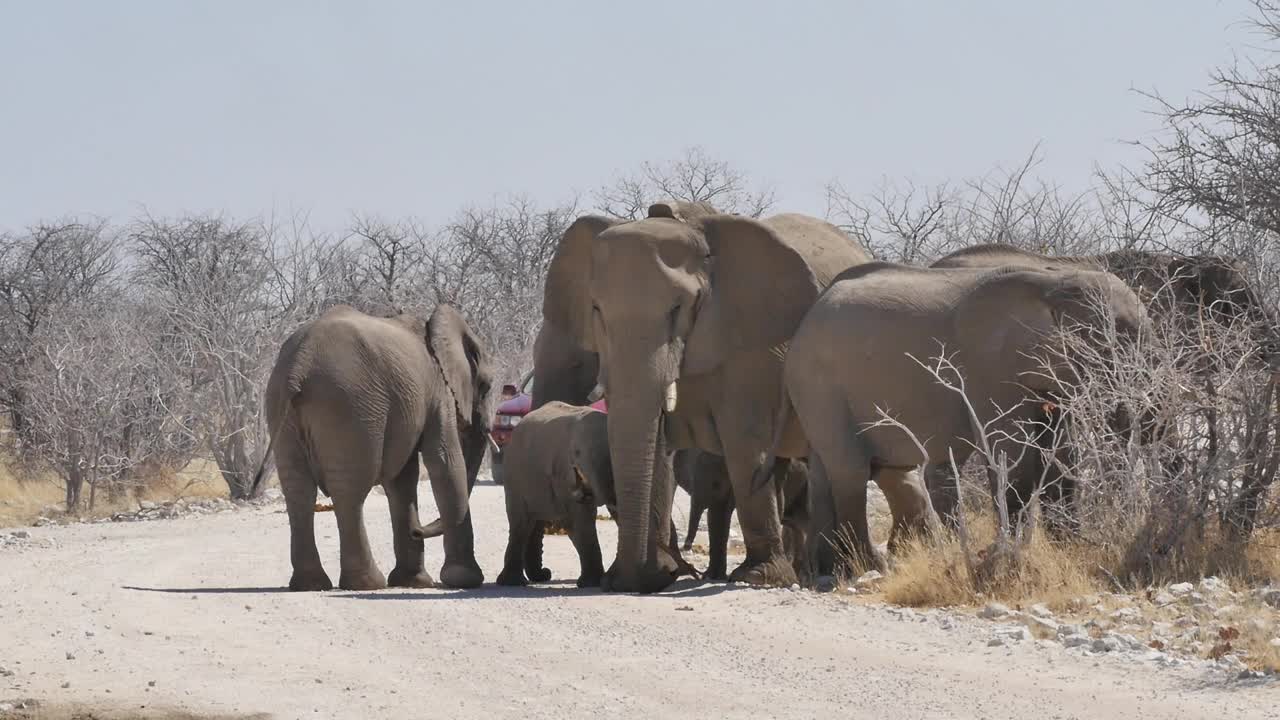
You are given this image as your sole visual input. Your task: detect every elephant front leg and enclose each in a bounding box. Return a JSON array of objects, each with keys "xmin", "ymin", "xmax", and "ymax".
[
  {"xmin": 332, "ymin": 485, "xmax": 387, "ymax": 591},
  {"xmin": 497, "ymin": 510, "xmax": 532, "ymax": 586},
  {"xmin": 384, "ymin": 459, "xmax": 434, "ymax": 589},
  {"xmin": 439, "ymin": 512, "xmax": 485, "ymax": 589},
  {"xmin": 281, "ymin": 470, "xmax": 333, "ymax": 592},
  {"xmin": 568, "ymin": 508, "xmax": 604, "ymax": 588},
  {"xmin": 705, "ymin": 499, "xmax": 734, "ymax": 581},
  {"xmin": 717, "ymin": 446, "xmax": 794, "ymax": 587},
  {"xmin": 684, "ymin": 496, "xmax": 705, "ymax": 552}
]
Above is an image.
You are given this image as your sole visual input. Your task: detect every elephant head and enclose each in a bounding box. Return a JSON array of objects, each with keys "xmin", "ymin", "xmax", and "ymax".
[
  {"xmin": 531, "ymin": 200, "xmax": 721, "ymax": 410},
  {"xmin": 414, "ymin": 303, "xmax": 495, "ymax": 539},
  {"xmin": 568, "ymin": 410, "xmax": 615, "ymax": 510},
  {"xmin": 542, "ymin": 207, "xmax": 826, "ymax": 591}
]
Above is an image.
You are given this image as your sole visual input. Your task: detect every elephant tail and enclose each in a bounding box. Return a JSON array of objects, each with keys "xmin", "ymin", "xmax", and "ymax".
[
  {"xmin": 249, "ymin": 390, "xmax": 301, "ymax": 498},
  {"xmin": 751, "ymin": 382, "xmax": 797, "ymax": 494}
]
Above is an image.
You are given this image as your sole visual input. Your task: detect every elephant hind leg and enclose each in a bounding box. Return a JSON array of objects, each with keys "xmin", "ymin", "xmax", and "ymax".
[
  {"xmin": 497, "ymin": 514, "xmax": 532, "ymax": 586},
  {"xmin": 330, "ymin": 482, "xmax": 386, "ymax": 592},
  {"xmin": 385, "ymin": 458, "xmax": 434, "ymax": 589},
  {"xmin": 873, "ymin": 467, "xmax": 939, "ymax": 554},
  {"xmin": 524, "ymin": 521, "xmax": 552, "ymax": 582},
  {"xmin": 276, "ymin": 439, "xmax": 332, "ymax": 592}
]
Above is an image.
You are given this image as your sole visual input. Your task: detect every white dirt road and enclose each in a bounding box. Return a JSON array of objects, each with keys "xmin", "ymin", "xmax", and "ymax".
[{"xmin": 0, "ymin": 478, "xmax": 1273, "ymax": 720}]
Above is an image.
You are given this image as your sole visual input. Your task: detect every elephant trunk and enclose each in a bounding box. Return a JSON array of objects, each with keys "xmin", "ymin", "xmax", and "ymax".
[{"xmin": 603, "ymin": 341, "xmax": 680, "ymax": 593}]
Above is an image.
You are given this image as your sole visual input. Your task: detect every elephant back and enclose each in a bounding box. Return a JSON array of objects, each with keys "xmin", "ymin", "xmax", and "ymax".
[{"xmin": 760, "ymin": 213, "xmax": 874, "ymax": 290}]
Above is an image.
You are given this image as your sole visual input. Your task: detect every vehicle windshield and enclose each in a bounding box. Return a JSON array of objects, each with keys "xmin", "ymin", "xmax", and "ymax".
[{"xmin": 519, "ymin": 371, "xmax": 534, "ymax": 394}]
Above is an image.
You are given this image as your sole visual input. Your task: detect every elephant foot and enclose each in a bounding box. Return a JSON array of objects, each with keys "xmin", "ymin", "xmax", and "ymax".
[
  {"xmin": 681, "ymin": 541, "xmax": 694, "ymax": 552},
  {"xmin": 338, "ymin": 568, "xmax": 388, "ymax": 592},
  {"xmin": 729, "ymin": 554, "xmax": 797, "ymax": 588},
  {"xmin": 705, "ymin": 561, "xmax": 728, "ymax": 582},
  {"xmin": 576, "ymin": 571, "xmax": 602, "ymax": 589},
  {"xmin": 387, "ymin": 566, "xmax": 436, "ymax": 589},
  {"xmin": 440, "ymin": 561, "xmax": 485, "ymax": 589},
  {"xmin": 288, "ymin": 569, "xmax": 334, "ymax": 592},
  {"xmin": 600, "ymin": 562, "xmax": 677, "ymax": 594},
  {"xmin": 496, "ymin": 567, "xmax": 528, "ymax": 587},
  {"xmin": 525, "ymin": 566, "xmax": 553, "ymax": 583}
]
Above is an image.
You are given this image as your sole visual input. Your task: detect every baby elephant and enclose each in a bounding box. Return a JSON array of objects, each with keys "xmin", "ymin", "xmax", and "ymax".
[{"xmin": 497, "ymin": 401, "xmax": 613, "ymax": 588}]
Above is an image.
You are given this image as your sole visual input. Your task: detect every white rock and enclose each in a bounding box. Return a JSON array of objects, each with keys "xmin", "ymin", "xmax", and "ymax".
[
  {"xmin": 1026, "ymin": 615, "xmax": 1059, "ymax": 634},
  {"xmin": 991, "ymin": 625, "xmax": 1032, "ymax": 643},
  {"xmin": 1091, "ymin": 636, "xmax": 1123, "ymax": 653},
  {"xmin": 979, "ymin": 602, "xmax": 1013, "ymax": 620},
  {"xmin": 1257, "ymin": 588, "xmax": 1280, "ymax": 609},
  {"xmin": 854, "ymin": 570, "xmax": 883, "ymax": 586},
  {"xmin": 1269, "ymin": 638, "xmax": 1280, "ymax": 648},
  {"xmin": 1198, "ymin": 576, "xmax": 1230, "ymax": 594},
  {"xmin": 1056, "ymin": 623, "xmax": 1084, "ymax": 638},
  {"xmin": 1061, "ymin": 634, "xmax": 1091, "ymax": 648},
  {"xmin": 11, "ymin": 530, "xmax": 30, "ymax": 539},
  {"xmin": 1108, "ymin": 632, "xmax": 1146, "ymax": 651},
  {"xmin": 1153, "ymin": 590, "xmax": 1176, "ymax": 606},
  {"xmin": 788, "ymin": 583, "xmax": 800, "ymax": 592},
  {"xmin": 938, "ymin": 616, "xmax": 957, "ymax": 631},
  {"xmin": 1213, "ymin": 604, "xmax": 1240, "ymax": 618},
  {"xmin": 1109, "ymin": 607, "xmax": 1142, "ymax": 624},
  {"xmin": 987, "ymin": 637, "xmax": 1007, "ymax": 647},
  {"xmin": 1168, "ymin": 582, "xmax": 1195, "ymax": 597},
  {"xmin": 1028, "ymin": 603, "xmax": 1054, "ymax": 619}
]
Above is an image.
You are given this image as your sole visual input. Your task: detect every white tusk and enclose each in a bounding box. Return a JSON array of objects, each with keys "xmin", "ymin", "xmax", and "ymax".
[
  {"xmin": 664, "ymin": 382, "xmax": 678, "ymax": 412},
  {"xmin": 586, "ymin": 383, "xmax": 605, "ymax": 403}
]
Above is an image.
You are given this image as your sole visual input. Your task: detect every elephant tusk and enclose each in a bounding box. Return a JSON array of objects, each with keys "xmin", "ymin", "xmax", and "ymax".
[
  {"xmin": 664, "ymin": 382, "xmax": 678, "ymax": 413},
  {"xmin": 587, "ymin": 383, "xmax": 605, "ymax": 403}
]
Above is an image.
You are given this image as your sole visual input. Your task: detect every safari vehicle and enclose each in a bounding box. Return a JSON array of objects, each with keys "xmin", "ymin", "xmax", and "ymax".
[{"xmin": 489, "ymin": 371, "xmax": 607, "ymax": 485}]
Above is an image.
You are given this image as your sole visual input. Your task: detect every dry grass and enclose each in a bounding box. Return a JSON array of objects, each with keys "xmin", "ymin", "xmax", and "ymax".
[
  {"xmin": 0, "ymin": 455, "xmax": 229, "ymax": 528},
  {"xmin": 878, "ymin": 513, "xmax": 1103, "ymax": 610},
  {"xmin": 849, "ymin": 503, "xmax": 1280, "ymax": 671}
]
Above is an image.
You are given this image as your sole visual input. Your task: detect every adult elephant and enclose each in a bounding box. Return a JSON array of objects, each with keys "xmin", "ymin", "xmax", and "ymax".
[
  {"xmin": 541, "ymin": 203, "xmax": 872, "ymax": 592},
  {"xmin": 251, "ymin": 304, "xmax": 493, "ymax": 591},
  {"xmin": 928, "ymin": 244, "xmax": 1280, "ymax": 532},
  {"xmin": 530, "ymin": 200, "xmax": 720, "ymax": 411},
  {"xmin": 761, "ymin": 262, "xmax": 1149, "ymax": 569}
]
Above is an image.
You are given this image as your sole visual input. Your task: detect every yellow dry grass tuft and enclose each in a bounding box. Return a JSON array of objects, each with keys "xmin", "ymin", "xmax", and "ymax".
[{"xmin": 878, "ymin": 513, "xmax": 1101, "ymax": 610}]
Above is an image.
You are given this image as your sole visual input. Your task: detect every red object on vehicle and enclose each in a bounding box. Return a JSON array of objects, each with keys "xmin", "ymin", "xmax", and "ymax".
[{"xmin": 488, "ymin": 372, "xmax": 605, "ymax": 484}]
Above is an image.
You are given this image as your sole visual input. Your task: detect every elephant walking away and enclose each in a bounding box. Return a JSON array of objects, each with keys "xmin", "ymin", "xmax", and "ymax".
[
  {"xmin": 496, "ymin": 402, "xmax": 614, "ymax": 588},
  {"xmin": 540, "ymin": 202, "xmax": 872, "ymax": 592},
  {"xmin": 252, "ymin": 304, "xmax": 494, "ymax": 591},
  {"xmin": 766, "ymin": 262, "xmax": 1149, "ymax": 570}
]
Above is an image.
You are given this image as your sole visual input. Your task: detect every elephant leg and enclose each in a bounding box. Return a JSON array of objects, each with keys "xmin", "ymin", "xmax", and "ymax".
[
  {"xmin": 524, "ymin": 521, "xmax": 552, "ymax": 583},
  {"xmin": 816, "ymin": 435, "xmax": 881, "ymax": 574},
  {"xmin": 331, "ymin": 484, "xmax": 386, "ymax": 591},
  {"xmin": 684, "ymin": 496, "xmax": 705, "ymax": 552},
  {"xmin": 279, "ymin": 461, "xmax": 332, "ymax": 592},
  {"xmin": 705, "ymin": 498, "xmax": 734, "ymax": 581},
  {"xmin": 569, "ymin": 508, "xmax": 604, "ymax": 588},
  {"xmin": 874, "ymin": 467, "xmax": 938, "ymax": 554},
  {"xmin": 806, "ymin": 453, "xmax": 837, "ymax": 579},
  {"xmin": 497, "ymin": 514, "xmax": 532, "ymax": 586},
  {"xmin": 924, "ymin": 462, "xmax": 962, "ymax": 531},
  {"xmin": 384, "ymin": 458, "xmax": 434, "ymax": 589},
  {"xmin": 716, "ymin": 432, "xmax": 793, "ymax": 587},
  {"xmin": 421, "ymin": 434, "xmax": 484, "ymax": 590}
]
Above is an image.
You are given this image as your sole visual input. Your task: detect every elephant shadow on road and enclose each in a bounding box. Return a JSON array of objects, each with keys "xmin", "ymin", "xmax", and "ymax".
[{"xmin": 331, "ymin": 577, "xmax": 745, "ymax": 601}]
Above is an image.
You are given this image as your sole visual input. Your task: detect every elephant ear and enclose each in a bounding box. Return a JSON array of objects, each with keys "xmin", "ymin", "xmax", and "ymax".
[
  {"xmin": 543, "ymin": 215, "xmax": 618, "ymax": 352},
  {"xmin": 647, "ymin": 200, "xmax": 720, "ymax": 223},
  {"xmin": 682, "ymin": 215, "xmax": 820, "ymax": 376},
  {"xmin": 427, "ymin": 303, "xmax": 493, "ymax": 429}
]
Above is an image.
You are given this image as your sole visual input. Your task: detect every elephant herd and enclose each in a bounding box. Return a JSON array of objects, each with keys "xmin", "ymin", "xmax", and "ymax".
[{"xmin": 252, "ymin": 200, "xmax": 1277, "ymax": 594}]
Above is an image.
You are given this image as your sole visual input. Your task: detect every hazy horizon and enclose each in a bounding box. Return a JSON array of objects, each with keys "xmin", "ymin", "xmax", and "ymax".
[{"xmin": 0, "ymin": 0, "xmax": 1258, "ymax": 232}]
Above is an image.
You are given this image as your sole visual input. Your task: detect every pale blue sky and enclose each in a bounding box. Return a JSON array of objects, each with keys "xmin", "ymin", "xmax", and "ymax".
[{"xmin": 0, "ymin": 1, "xmax": 1256, "ymax": 231}]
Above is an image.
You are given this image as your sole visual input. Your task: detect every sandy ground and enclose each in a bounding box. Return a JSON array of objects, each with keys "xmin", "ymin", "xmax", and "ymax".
[{"xmin": 0, "ymin": 477, "xmax": 1274, "ymax": 720}]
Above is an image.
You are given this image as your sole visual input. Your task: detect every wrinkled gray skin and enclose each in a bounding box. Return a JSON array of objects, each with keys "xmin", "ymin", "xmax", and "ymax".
[
  {"xmin": 252, "ymin": 304, "xmax": 494, "ymax": 591},
  {"xmin": 496, "ymin": 402, "xmax": 612, "ymax": 588},
  {"xmin": 542, "ymin": 202, "xmax": 872, "ymax": 593},
  {"xmin": 769, "ymin": 262, "xmax": 1149, "ymax": 570},
  {"xmin": 928, "ymin": 244, "xmax": 1280, "ymax": 534},
  {"xmin": 675, "ymin": 449, "xmax": 811, "ymax": 581}
]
